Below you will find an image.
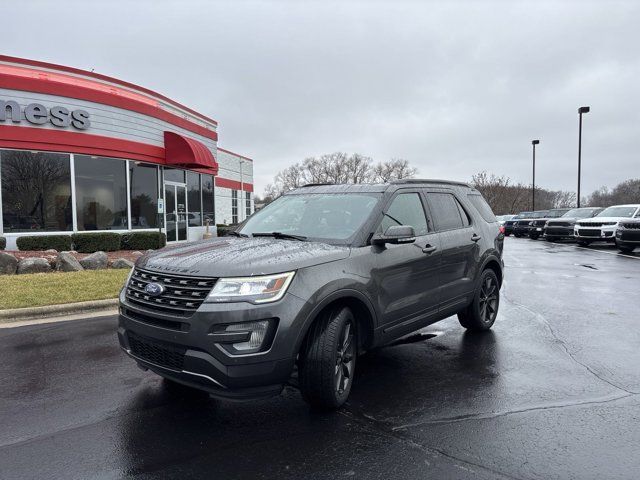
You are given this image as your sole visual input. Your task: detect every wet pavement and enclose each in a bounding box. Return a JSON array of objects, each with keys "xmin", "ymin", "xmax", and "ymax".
[{"xmin": 1, "ymin": 237, "xmax": 639, "ymax": 480}]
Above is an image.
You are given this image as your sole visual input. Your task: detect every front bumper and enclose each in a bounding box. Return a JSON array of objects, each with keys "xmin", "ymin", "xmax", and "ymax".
[
  {"xmin": 616, "ymin": 229, "xmax": 640, "ymax": 246},
  {"xmin": 118, "ymin": 289, "xmax": 308, "ymax": 400}
]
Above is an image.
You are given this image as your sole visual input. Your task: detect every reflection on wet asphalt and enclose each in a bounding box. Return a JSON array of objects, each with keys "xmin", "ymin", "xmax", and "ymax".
[{"xmin": 1, "ymin": 237, "xmax": 639, "ymax": 479}]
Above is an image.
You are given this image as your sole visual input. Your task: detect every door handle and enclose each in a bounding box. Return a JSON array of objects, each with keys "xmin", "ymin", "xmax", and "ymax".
[
  {"xmin": 471, "ymin": 234, "xmax": 482, "ymax": 242},
  {"xmin": 422, "ymin": 244, "xmax": 437, "ymax": 254}
]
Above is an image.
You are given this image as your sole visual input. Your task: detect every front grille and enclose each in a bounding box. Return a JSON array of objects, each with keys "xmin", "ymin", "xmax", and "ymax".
[
  {"xmin": 548, "ymin": 221, "xmax": 571, "ymax": 227},
  {"xmin": 125, "ymin": 268, "xmax": 217, "ymax": 317},
  {"xmin": 578, "ymin": 222, "xmax": 615, "ymax": 227},
  {"xmin": 128, "ymin": 332, "xmax": 186, "ymax": 370},
  {"xmin": 577, "ymin": 229, "xmax": 601, "ymax": 237},
  {"xmin": 621, "ymin": 222, "xmax": 640, "ymax": 229},
  {"xmin": 532, "ymin": 220, "xmax": 547, "ymax": 227},
  {"xmin": 545, "ymin": 227, "xmax": 572, "ymax": 235}
]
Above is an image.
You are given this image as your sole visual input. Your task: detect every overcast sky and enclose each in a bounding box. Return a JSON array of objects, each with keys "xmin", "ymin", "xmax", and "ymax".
[{"xmin": 5, "ymin": 0, "xmax": 639, "ymax": 196}]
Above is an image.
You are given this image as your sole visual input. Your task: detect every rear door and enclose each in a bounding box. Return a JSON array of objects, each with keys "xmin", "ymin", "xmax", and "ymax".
[
  {"xmin": 424, "ymin": 189, "xmax": 478, "ymax": 312},
  {"xmin": 371, "ymin": 190, "xmax": 442, "ymax": 336}
]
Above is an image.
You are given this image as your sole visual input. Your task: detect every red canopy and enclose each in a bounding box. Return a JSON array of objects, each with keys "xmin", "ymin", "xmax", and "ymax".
[{"xmin": 164, "ymin": 131, "xmax": 218, "ymax": 175}]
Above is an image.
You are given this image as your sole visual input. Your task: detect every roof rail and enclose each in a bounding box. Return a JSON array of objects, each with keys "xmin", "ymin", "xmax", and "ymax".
[
  {"xmin": 390, "ymin": 178, "xmax": 471, "ymax": 187},
  {"xmin": 300, "ymin": 183, "xmax": 335, "ymax": 188}
]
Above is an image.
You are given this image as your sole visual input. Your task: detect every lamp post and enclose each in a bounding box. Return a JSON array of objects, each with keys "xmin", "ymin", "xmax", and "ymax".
[
  {"xmin": 531, "ymin": 139, "xmax": 540, "ymax": 210},
  {"xmin": 577, "ymin": 106, "xmax": 590, "ymax": 207}
]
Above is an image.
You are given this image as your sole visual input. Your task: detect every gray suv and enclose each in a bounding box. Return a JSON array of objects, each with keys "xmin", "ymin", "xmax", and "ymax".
[{"xmin": 118, "ymin": 180, "xmax": 504, "ymax": 409}]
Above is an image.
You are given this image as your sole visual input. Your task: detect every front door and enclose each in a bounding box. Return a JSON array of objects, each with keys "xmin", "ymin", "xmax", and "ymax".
[
  {"xmin": 371, "ymin": 190, "xmax": 442, "ymax": 339},
  {"xmin": 164, "ymin": 183, "xmax": 188, "ymax": 242}
]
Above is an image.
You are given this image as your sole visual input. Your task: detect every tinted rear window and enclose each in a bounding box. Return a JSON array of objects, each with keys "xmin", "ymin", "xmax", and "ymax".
[{"xmin": 467, "ymin": 194, "xmax": 497, "ymax": 223}]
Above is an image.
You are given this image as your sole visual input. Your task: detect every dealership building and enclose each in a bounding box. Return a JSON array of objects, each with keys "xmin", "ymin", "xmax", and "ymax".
[{"xmin": 0, "ymin": 55, "xmax": 254, "ymax": 250}]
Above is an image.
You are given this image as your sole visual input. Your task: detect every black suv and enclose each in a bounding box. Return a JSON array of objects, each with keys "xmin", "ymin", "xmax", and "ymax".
[
  {"xmin": 118, "ymin": 180, "xmax": 504, "ymax": 409},
  {"xmin": 528, "ymin": 208, "xmax": 570, "ymax": 240},
  {"xmin": 544, "ymin": 207, "xmax": 603, "ymax": 242}
]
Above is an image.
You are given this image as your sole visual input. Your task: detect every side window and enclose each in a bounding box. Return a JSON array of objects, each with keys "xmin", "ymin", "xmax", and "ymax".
[
  {"xmin": 456, "ymin": 201, "xmax": 471, "ymax": 227},
  {"xmin": 428, "ymin": 193, "xmax": 465, "ymax": 231},
  {"xmin": 378, "ymin": 193, "xmax": 429, "ymax": 236},
  {"xmin": 467, "ymin": 194, "xmax": 497, "ymax": 223}
]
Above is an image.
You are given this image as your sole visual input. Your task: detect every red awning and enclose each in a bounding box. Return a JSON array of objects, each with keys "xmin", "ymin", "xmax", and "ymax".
[{"xmin": 164, "ymin": 131, "xmax": 218, "ymax": 175}]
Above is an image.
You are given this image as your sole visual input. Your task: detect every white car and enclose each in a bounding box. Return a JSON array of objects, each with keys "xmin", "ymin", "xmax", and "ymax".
[{"xmin": 574, "ymin": 204, "xmax": 640, "ymax": 246}]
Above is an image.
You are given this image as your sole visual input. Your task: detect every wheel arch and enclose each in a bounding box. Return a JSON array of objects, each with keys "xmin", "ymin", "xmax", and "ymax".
[
  {"xmin": 480, "ymin": 255, "xmax": 503, "ymax": 287},
  {"xmin": 295, "ymin": 289, "xmax": 378, "ymax": 356}
]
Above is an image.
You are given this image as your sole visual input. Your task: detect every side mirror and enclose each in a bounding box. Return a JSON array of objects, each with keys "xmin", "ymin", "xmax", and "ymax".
[{"xmin": 372, "ymin": 225, "xmax": 416, "ymax": 246}]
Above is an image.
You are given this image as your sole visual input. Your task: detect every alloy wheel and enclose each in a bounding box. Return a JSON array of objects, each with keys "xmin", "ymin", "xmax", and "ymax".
[
  {"xmin": 479, "ymin": 276, "xmax": 499, "ymax": 324},
  {"xmin": 335, "ymin": 321, "xmax": 355, "ymax": 395}
]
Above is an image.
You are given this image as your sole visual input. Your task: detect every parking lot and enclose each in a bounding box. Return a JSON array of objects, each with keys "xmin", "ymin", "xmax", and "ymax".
[{"xmin": 1, "ymin": 236, "xmax": 639, "ymax": 480}]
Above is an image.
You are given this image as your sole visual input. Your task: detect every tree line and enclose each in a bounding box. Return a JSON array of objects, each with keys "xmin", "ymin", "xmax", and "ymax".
[{"xmin": 258, "ymin": 153, "xmax": 639, "ymax": 214}]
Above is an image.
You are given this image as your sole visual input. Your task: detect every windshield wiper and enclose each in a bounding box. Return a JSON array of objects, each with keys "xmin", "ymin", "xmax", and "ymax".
[
  {"xmin": 226, "ymin": 231, "xmax": 249, "ymax": 238},
  {"xmin": 252, "ymin": 232, "xmax": 308, "ymax": 241}
]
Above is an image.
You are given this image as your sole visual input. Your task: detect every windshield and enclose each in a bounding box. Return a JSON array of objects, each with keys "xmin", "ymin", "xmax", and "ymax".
[
  {"xmin": 562, "ymin": 208, "xmax": 600, "ymax": 218},
  {"xmin": 532, "ymin": 211, "xmax": 549, "ymax": 218},
  {"xmin": 239, "ymin": 193, "xmax": 381, "ymax": 242},
  {"xmin": 548, "ymin": 209, "xmax": 569, "ymax": 218},
  {"xmin": 596, "ymin": 206, "xmax": 638, "ymax": 218}
]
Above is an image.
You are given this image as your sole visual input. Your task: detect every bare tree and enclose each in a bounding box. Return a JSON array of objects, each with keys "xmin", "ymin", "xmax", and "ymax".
[
  {"xmin": 264, "ymin": 152, "xmax": 418, "ymax": 198},
  {"xmin": 585, "ymin": 179, "xmax": 640, "ymax": 207}
]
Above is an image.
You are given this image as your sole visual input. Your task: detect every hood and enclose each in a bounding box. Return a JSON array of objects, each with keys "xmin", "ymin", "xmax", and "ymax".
[
  {"xmin": 137, "ymin": 237, "xmax": 350, "ymax": 277},
  {"xmin": 548, "ymin": 217, "xmax": 578, "ymax": 224},
  {"xmin": 576, "ymin": 217, "xmax": 628, "ymax": 224}
]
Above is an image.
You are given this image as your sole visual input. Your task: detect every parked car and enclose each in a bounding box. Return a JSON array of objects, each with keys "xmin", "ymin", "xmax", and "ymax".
[
  {"xmin": 503, "ymin": 214, "xmax": 523, "ymax": 236},
  {"xmin": 496, "ymin": 214, "xmax": 515, "ymax": 226},
  {"xmin": 513, "ymin": 210, "xmax": 548, "ymax": 237},
  {"xmin": 615, "ymin": 218, "xmax": 640, "ymax": 253},
  {"xmin": 574, "ymin": 204, "xmax": 640, "ymax": 246},
  {"xmin": 528, "ymin": 208, "xmax": 570, "ymax": 240},
  {"xmin": 544, "ymin": 207, "xmax": 603, "ymax": 242},
  {"xmin": 118, "ymin": 180, "xmax": 504, "ymax": 409}
]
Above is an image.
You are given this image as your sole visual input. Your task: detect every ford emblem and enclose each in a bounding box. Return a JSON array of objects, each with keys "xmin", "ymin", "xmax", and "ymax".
[{"xmin": 145, "ymin": 283, "xmax": 165, "ymax": 296}]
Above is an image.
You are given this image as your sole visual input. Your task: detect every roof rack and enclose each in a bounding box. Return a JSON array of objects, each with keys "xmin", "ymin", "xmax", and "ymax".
[
  {"xmin": 300, "ymin": 183, "xmax": 335, "ymax": 188},
  {"xmin": 390, "ymin": 179, "xmax": 471, "ymax": 187}
]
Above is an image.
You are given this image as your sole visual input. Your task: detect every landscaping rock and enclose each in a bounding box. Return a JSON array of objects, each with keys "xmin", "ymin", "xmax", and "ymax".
[
  {"xmin": 0, "ymin": 252, "xmax": 18, "ymax": 275},
  {"xmin": 79, "ymin": 251, "xmax": 108, "ymax": 270},
  {"xmin": 111, "ymin": 258, "xmax": 134, "ymax": 269},
  {"xmin": 45, "ymin": 249, "xmax": 58, "ymax": 254},
  {"xmin": 55, "ymin": 252, "xmax": 84, "ymax": 272},
  {"xmin": 17, "ymin": 257, "xmax": 51, "ymax": 274}
]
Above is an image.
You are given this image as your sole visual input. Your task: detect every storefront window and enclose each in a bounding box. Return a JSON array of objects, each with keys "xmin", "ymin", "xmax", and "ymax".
[
  {"xmin": 163, "ymin": 168, "xmax": 185, "ymax": 183},
  {"xmin": 75, "ymin": 155, "xmax": 128, "ymax": 230},
  {"xmin": 130, "ymin": 162, "xmax": 158, "ymax": 229},
  {"xmin": 187, "ymin": 172, "xmax": 202, "ymax": 227},
  {"xmin": 232, "ymin": 190, "xmax": 238, "ymax": 224},
  {"xmin": 245, "ymin": 191, "xmax": 252, "ymax": 218},
  {"xmin": 1, "ymin": 150, "xmax": 72, "ymax": 232},
  {"xmin": 202, "ymin": 175, "xmax": 215, "ymax": 226}
]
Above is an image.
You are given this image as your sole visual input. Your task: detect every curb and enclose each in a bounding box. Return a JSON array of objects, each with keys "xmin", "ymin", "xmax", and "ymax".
[{"xmin": 0, "ymin": 298, "xmax": 119, "ymax": 324}]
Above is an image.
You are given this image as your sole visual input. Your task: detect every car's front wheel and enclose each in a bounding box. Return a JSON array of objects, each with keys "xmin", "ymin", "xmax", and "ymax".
[
  {"xmin": 299, "ymin": 306, "xmax": 356, "ymax": 409},
  {"xmin": 577, "ymin": 240, "xmax": 591, "ymax": 247},
  {"xmin": 617, "ymin": 244, "xmax": 635, "ymax": 253},
  {"xmin": 458, "ymin": 269, "xmax": 500, "ymax": 331}
]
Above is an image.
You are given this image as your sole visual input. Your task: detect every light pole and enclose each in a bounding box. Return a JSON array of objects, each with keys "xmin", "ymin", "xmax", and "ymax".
[
  {"xmin": 577, "ymin": 106, "xmax": 590, "ymax": 207},
  {"xmin": 531, "ymin": 139, "xmax": 540, "ymax": 210}
]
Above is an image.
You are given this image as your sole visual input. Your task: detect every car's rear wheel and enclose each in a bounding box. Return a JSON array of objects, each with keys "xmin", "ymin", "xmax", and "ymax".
[
  {"xmin": 458, "ymin": 269, "xmax": 500, "ymax": 331},
  {"xmin": 299, "ymin": 306, "xmax": 356, "ymax": 409}
]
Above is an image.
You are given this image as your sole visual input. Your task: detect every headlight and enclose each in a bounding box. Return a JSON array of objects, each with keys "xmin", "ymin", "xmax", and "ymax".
[
  {"xmin": 528, "ymin": 221, "xmax": 533, "ymax": 226},
  {"xmin": 208, "ymin": 271, "xmax": 295, "ymax": 304}
]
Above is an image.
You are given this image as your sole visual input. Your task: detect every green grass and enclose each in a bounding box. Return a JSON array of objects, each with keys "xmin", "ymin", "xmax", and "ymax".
[{"xmin": 0, "ymin": 269, "xmax": 130, "ymax": 310}]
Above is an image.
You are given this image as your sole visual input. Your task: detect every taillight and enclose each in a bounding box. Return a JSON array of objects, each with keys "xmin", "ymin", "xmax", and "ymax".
[{"xmin": 499, "ymin": 225, "xmax": 505, "ymax": 234}]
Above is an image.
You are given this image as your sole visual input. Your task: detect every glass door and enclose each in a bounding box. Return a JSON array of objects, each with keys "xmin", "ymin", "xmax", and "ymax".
[{"xmin": 164, "ymin": 183, "xmax": 188, "ymax": 243}]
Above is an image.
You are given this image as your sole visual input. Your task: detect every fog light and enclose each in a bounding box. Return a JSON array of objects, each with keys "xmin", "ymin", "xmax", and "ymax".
[{"xmin": 225, "ymin": 320, "xmax": 270, "ymax": 351}]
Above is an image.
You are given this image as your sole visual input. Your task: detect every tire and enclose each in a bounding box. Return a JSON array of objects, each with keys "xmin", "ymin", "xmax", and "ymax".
[
  {"xmin": 458, "ymin": 269, "xmax": 500, "ymax": 332},
  {"xmin": 530, "ymin": 234, "xmax": 539, "ymax": 240},
  {"xmin": 546, "ymin": 236, "xmax": 557, "ymax": 242},
  {"xmin": 618, "ymin": 245, "xmax": 635, "ymax": 253},
  {"xmin": 577, "ymin": 240, "xmax": 591, "ymax": 247},
  {"xmin": 299, "ymin": 307, "xmax": 357, "ymax": 409},
  {"xmin": 514, "ymin": 233, "xmax": 522, "ymax": 238}
]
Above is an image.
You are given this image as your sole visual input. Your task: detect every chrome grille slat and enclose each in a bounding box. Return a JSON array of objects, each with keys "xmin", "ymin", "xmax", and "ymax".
[{"xmin": 125, "ymin": 268, "xmax": 217, "ymax": 316}]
